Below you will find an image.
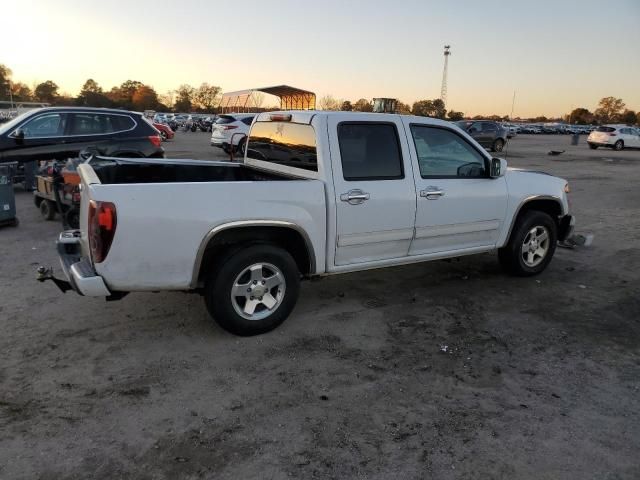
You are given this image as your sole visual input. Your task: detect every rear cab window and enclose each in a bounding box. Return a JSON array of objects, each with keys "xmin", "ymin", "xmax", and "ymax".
[
  {"xmin": 596, "ymin": 126, "xmax": 616, "ymax": 133},
  {"xmin": 246, "ymin": 121, "xmax": 318, "ymax": 172}
]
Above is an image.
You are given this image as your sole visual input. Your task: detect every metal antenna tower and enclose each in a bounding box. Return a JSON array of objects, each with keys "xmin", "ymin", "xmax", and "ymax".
[{"xmin": 440, "ymin": 45, "xmax": 451, "ymax": 107}]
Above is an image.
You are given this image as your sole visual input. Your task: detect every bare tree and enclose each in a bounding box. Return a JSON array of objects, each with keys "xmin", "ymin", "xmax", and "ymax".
[
  {"xmin": 194, "ymin": 83, "xmax": 222, "ymax": 111},
  {"xmin": 319, "ymin": 95, "xmax": 341, "ymax": 111}
]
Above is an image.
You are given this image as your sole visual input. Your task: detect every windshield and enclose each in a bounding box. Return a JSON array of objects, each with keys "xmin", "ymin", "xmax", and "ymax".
[
  {"xmin": 0, "ymin": 109, "xmax": 39, "ymax": 135},
  {"xmin": 596, "ymin": 126, "xmax": 615, "ymax": 133}
]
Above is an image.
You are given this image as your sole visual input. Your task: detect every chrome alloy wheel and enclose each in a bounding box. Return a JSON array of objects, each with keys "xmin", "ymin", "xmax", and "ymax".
[
  {"xmin": 521, "ymin": 226, "xmax": 550, "ymax": 267},
  {"xmin": 231, "ymin": 263, "xmax": 286, "ymax": 320}
]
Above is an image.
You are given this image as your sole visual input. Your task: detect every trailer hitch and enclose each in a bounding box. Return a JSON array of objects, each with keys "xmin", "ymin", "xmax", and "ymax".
[{"xmin": 36, "ymin": 266, "xmax": 72, "ymax": 293}]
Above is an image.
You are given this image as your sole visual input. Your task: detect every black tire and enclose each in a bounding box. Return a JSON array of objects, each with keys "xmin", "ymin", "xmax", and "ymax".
[
  {"xmin": 34, "ymin": 195, "xmax": 43, "ymax": 207},
  {"xmin": 613, "ymin": 140, "xmax": 624, "ymax": 151},
  {"xmin": 160, "ymin": 130, "xmax": 168, "ymax": 141},
  {"xmin": 40, "ymin": 200, "xmax": 56, "ymax": 221},
  {"xmin": 588, "ymin": 143, "xmax": 598, "ymax": 150},
  {"xmin": 204, "ymin": 244, "xmax": 300, "ymax": 336},
  {"xmin": 498, "ymin": 210, "xmax": 557, "ymax": 276},
  {"xmin": 492, "ymin": 138, "xmax": 505, "ymax": 152},
  {"xmin": 236, "ymin": 137, "xmax": 247, "ymax": 155},
  {"xmin": 65, "ymin": 207, "xmax": 80, "ymax": 229}
]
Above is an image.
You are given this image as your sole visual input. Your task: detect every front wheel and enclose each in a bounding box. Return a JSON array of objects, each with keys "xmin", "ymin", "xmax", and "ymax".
[
  {"xmin": 588, "ymin": 143, "xmax": 598, "ymax": 150},
  {"xmin": 160, "ymin": 130, "xmax": 168, "ymax": 141},
  {"xmin": 204, "ymin": 244, "xmax": 300, "ymax": 336},
  {"xmin": 498, "ymin": 210, "xmax": 557, "ymax": 276},
  {"xmin": 492, "ymin": 138, "xmax": 505, "ymax": 152}
]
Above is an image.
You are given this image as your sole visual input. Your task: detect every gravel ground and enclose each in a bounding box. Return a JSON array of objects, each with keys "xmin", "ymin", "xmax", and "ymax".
[{"xmin": 1, "ymin": 132, "xmax": 639, "ymax": 479}]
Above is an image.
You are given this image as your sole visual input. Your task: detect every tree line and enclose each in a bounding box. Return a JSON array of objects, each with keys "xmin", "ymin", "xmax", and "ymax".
[
  {"xmin": 2, "ymin": 63, "xmax": 638, "ymax": 124},
  {"xmin": 0, "ymin": 64, "xmax": 221, "ymax": 113},
  {"xmin": 567, "ymin": 97, "xmax": 638, "ymax": 125}
]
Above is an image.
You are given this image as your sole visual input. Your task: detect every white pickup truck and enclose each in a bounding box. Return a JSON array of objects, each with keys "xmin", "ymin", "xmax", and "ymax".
[{"xmin": 45, "ymin": 111, "xmax": 574, "ymax": 335}]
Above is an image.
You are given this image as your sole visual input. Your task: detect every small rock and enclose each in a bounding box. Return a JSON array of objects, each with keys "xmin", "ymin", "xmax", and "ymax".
[
  {"xmin": 337, "ymin": 292, "xmax": 345, "ymax": 298},
  {"xmin": 319, "ymin": 394, "xmax": 329, "ymax": 401},
  {"xmin": 565, "ymin": 266, "xmax": 575, "ymax": 272},
  {"xmin": 174, "ymin": 456, "xmax": 189, "ymax": 463},
  {"xmin": 578, "ymin": 284, "xmax": 587, "ymax": 289},
  {"xmin": 440, "ymin": 345, "xmax": 449, "ymax": 353}
]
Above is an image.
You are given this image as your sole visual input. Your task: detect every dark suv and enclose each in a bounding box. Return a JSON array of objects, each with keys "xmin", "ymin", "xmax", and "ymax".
[
  {"xmin": 0, "ymin": 107, "xmax": 164, "ymax": 163},
  {"xmin": 455, "ymin": 120, "xmax": 508, "ymax": 152}
]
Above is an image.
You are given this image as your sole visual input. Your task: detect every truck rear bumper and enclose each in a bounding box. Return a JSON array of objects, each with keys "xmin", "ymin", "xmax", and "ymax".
[{"xmin": 57, "ymin": 230, "xmax": 111, "ymax": 296}]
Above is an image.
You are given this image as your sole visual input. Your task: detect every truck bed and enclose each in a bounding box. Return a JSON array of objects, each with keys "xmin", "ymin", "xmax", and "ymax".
[
  {"xmin": 77, "ymin": 158, "xmax": 327, "ymax": 291},
  {"xmin": 89, "ymin": 157, "xmax": 293, "ymax": 184}
]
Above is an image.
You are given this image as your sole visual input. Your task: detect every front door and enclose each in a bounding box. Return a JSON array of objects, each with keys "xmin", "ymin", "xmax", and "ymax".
[
  {"xmin": 328, "ymin": 117, "xmax": 416, "ymax": 266},
  {"xmin": 8, "ymin": 112, "xmax": 69, "ymax": 162},
  {"xmin": 403, "ymin": 121, "xmax": 507, "ymax": 256}
]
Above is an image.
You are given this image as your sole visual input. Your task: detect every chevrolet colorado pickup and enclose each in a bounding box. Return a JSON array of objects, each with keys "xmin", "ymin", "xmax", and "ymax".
[{"xmin": 46, "ymin": 111, "xmax": 575, "ymax": 336}]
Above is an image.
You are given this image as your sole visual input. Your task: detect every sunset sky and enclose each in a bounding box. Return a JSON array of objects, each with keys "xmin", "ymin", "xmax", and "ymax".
[{"xmin": 3, "ymin": 0, "xmax": 639, "ymax": 117}]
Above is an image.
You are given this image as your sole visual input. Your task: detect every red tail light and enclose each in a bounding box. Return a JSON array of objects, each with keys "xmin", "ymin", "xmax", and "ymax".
[
  {"xmin": 148, "ymin": 135, "xmax": 162, "ymax": 147},
  {"xmin": 608, "ymin": 133, "xmax": 617, "ymax": 136},
  {"xmin": 89, "ymin": 200, "xmax": 117, "ymax": 263},
  {"xmin": 222, "ymin": 125, "xmax": 238, "ymax": 130}
]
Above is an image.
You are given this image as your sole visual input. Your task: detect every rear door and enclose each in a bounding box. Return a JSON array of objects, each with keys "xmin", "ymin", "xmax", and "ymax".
[
  {"xmin": 403, "ymin": 120, "xmax": 507, "ymax": 256},
  {"xmin": 67, "ymin": 112, "xmax": 131, "ymax": 153},
  {"xmin": 468, "ymin": 122, "xmax": 489, "ymax": 147},
  {"xmin": 327, "ymin": 116, "xmax": 416, "ymax": 266}
]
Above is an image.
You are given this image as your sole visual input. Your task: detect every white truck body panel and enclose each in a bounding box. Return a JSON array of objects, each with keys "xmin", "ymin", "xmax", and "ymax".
[{"xmin": 66, "ymin": 111, "xmax": 571, "ymax": 296}]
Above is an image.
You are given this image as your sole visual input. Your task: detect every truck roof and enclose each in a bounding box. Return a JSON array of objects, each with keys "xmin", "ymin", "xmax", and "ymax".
[{"xmin": 255, "ymin": 110, "xmax": 455, "ymax": 128}]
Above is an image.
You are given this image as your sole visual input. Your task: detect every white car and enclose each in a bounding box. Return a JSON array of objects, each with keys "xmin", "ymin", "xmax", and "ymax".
[
  {"xmin": 45, "ymin": 111, "xmax": 575, "ymax": 336},
  {"xmin": 588, "ymin": 125, "xmax": 640, "ymax": 150},
  {"xmin": 210, "ymin": 113, "xmax": 256, "ymax": 153}
]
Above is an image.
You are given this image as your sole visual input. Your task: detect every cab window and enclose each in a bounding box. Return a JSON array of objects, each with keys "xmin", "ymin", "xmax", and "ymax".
[
  {"xmin": 337, "ymin": 123, "xmax": 404, "ymax": 180},
  {"xmin": 410, "ymin": 125, "xmax": 487, "ymax": 178}
]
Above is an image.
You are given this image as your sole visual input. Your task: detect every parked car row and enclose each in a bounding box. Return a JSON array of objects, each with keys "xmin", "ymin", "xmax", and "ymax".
[{"xmin": 503, "ymin": 123, "xmax": 597, "ymax": 135}]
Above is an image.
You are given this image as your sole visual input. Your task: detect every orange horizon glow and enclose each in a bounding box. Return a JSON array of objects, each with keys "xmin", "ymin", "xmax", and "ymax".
[{"xmin": 3, "ymin": 0, "xmax": 639, "ymax": 118}]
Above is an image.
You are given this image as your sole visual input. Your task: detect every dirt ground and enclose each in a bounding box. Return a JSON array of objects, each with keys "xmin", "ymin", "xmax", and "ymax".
[{"xmin": 1, "ymin": 132, "xmax": 639, "ymax": 480}]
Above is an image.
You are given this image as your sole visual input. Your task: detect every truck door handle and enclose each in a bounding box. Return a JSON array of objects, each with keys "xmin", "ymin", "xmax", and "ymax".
[
  {"xmin": 340, "ymin": 189, "xmax": 370, "ymax": 205},
  {"xmin": 420, "ymin": 187, "xmax": 445, "ymax": 199}
]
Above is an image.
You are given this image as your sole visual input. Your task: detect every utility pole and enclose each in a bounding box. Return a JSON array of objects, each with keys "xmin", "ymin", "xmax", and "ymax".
[
  {"xmin": 510, "ymin": 90, "xmax": 516, "ymax": 120},
  {"xmin": 440, "ymin": 45, "xmax": 451, "ymax": 108}
]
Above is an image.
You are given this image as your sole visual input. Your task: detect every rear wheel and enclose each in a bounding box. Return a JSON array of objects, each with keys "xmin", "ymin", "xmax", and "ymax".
[
  {"xmin": 492, "ymin": 138, "xmax": 505, "ymax": 152},
  {"xmin": 160, "ymin": 130, "xmax": 168, "ymax": 141},
  {"xmin": 65, "ymin": 207, "xmax": 80, "ymax": 229},
  {"xmin": 204, "ymin": 244, "xmax": 300, "ymax": 336},
  {"xmin": 40, "ymin": 200, "xmax": 56, "ymax": 221},
  {"xmin": 588, "ymin": 143, "xmax": 598, "ymax": 150},
  {"xmin": 498, "ymin": 210, "xmax": 557, "ymax": 276},
  {"xmin": 613, "ymin": 140, "xmax": 624, "ymax": 151},
  {"xmin": 236, "ymin": 137, "xmax": 247, "ymax": 155}
]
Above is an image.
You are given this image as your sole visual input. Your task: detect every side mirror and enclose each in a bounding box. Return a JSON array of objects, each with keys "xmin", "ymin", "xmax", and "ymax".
[
  {"xmin": 489, "ymin": 158, "xmax": 507, "ymax": 178},
  {"xmin": 12, "ymin": 128, "xmax": 25, "ymax": 144}
]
